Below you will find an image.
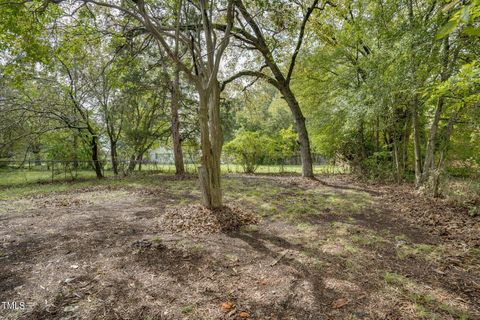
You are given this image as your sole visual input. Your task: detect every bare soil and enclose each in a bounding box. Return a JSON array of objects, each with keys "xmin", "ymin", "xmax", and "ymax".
[{"xmin": 0, "ymin": 174, "xmax": 479, "ymax": 320}]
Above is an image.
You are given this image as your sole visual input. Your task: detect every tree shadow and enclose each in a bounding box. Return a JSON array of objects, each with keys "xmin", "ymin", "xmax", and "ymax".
[{"xmin": 227, "ymin": 230, "xmax": 337, "ymax": 317}]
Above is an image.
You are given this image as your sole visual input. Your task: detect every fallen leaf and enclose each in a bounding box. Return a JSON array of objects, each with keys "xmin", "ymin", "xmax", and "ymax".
[
  {"xmin": 239, "ymin": 311, "xmax": 250, "ymax": 318},
  {"xmin": 221, "ymin": 302, "xmax": 233, "ymax": 312},
  {"xmin": 332, "ymin": 298, "xmax": 349, "ymax": 309}
]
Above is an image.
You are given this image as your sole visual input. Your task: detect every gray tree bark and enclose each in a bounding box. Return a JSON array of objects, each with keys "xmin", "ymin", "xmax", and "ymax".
[
  {"xmin": 170, "ymin": 65, "xmax": 185, "ymax": 175},
  {"xmin": 281, "ymin": 86, "xmax": 314, "ymax": 178},
  {"xmin": 198, "ymin": 81, "xmax": 223, "ymax": 209}
]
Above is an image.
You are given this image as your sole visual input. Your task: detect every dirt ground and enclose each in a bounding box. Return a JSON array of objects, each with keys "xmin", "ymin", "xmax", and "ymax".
[{"xmin": 0, "ymin": 174, "xmax": 479, "ymax": 320}]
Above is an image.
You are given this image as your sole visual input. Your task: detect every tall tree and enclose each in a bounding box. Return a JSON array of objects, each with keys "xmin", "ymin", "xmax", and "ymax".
[
  {"xmin": 80, "ymin": 0, "xmax": 235, "ymax": 208},
  {"xmin": 220, "ymin": 0, "xmax": 331, "ymax": 178}
]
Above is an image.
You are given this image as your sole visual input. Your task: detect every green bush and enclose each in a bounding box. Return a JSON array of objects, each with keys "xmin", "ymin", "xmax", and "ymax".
[{"xmin": 224, "ymin": 131, "xmax": 273, "ymax": 173}]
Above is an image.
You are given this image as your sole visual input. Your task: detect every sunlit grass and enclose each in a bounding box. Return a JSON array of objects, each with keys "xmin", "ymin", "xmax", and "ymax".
[
  {"xmin": 383, "ymin": 271, "xmax": 471, "ymax": 319},
  {"xmin": 0, "ymin": 163, "xmax": 348, "ymax": 186}
]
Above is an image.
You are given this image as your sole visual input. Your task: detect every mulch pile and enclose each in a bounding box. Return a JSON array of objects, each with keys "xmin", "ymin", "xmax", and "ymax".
[{"xmin": 159, "ymin": 204, "xmax": 257, "ymax": 235}]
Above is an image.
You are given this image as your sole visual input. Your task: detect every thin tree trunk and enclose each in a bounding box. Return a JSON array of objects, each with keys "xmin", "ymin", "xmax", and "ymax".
[
  {"xmin": 73, "ymin": 133, "xmax": 79, "ymax": 170},
  {"xmin": 359, "ymin": 120, "xmax": 367, "ymax": 161},
  {"xmin": 402, "ymin": 113, "xmax": 411, "ymax": 175},
  {"xmin": 33, "ymin": 149, "xmax": 41, "ymax": 166},
  {"xmin": 411, "ymin": 99, "xmax": 422, "ymax": 187},
  {"xmin": 138, "ymin": 154, "xmax": 143, "ymax": 171},
  {"xmin": 408, "ymin": 0, "xmax": 422, "ymax": 187},
  {"xmin": 110, "ymin": 139, "xmax": 118, "ymax": 175},
  {"xmin": 171, "ymin": 65, "xmax": 185, "ymax": 175},
  {"xmin": 393, "ymin": 139, "xmax": 401, "ymax": 183},
  {"xmin": 431, "ymin": 105, "xmax": 463, "ymax": 197},
  {"xmin": 421, "ymin": 97, "xmax": 444, "ymax": 184},
  {"xmin": 171, "ymin": 0, "xmax": 185, "ymax": 176},
  {"xmin": 91, "ymin": 135, "xmax": 103, "ymax": 179},
  {"xmin": 421, "ymin": 36, "xmax": 450, "ymax": 185},
  {"xmin": 281, "ymin": 86, "xmax": 314, "ymax": 178}
]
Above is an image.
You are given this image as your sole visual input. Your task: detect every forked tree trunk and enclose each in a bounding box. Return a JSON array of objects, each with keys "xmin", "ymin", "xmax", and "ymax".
[
  {"xmin": 281, "ymin": 86, "xmax": 314, "ymax": 178},
  {"xmin": 198, "ymin": 81, "xmax": 223, "ymax": 209}
]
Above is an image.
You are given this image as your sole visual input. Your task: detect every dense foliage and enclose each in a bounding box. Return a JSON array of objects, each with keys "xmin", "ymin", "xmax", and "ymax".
[{"xmin": 0, "ymin": 0, "xmax": 478, "ymax": 199}]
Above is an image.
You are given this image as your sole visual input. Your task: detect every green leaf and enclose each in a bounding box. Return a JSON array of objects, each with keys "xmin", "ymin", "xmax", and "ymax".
[
  {"xmin": 460, "ymin": 6, "xmax": 471, "ymax": 23},
  {"xmin": 436, "ymin": 19, "xmax": 458, "ymax": 39},
  {"xmin": 463, "ymin": 26, "xmax": 480, "ymax": 36}
]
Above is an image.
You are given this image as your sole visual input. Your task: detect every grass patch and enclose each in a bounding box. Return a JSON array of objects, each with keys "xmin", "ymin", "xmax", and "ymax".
[
  {"xmin": 384, "ymin": 272, "xmax": 407, "ymax": 285},
  {"xmin": 181, "ymin": 305, "xmax": 194, "ymax": 314},
  {"xmin": 351, "ymin": 232, "xmax": 385, "ymax": 247},
  {"xmin": 396, "ymin": 243, "xmax": 444, "ymax": 261},
  {"xmin": 468, "ymin": 247, "xmax": 480, "ymax": 259},
  {"xmin": 296, "ymin": 222, "xmax": 313, "ymax": 231},
  {"xmin": 383, "ymin": 271, "xmax": 471, "ymax": 319},
  {"xmin": 394, "ymin": 234, "xmax": 409, "ymax": 242},
  {"xmin": 240, "ymin": 225, "xmax": 259, "ymax": 233}
]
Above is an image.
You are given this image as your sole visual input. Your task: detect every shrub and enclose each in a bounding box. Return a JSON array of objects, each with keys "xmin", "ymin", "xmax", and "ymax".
[{"xmin": 224, "ymin": 131, "xmax": 273, "ymax": 173}]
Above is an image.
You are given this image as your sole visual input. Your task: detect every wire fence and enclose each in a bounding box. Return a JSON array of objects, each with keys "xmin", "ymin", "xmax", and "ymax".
[{"xmin": 0, "ymin": 155, "xmax": 350, "ymax": 183}]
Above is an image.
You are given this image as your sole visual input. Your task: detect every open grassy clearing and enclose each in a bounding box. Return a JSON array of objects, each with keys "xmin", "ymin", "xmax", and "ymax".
[
  {"xmin": 0, "ymin": 165, "xmax": 347, "ymax": 187},
  {"xmin": 0, "ymin": 173, "xmax": 479, "ymax": 320}
]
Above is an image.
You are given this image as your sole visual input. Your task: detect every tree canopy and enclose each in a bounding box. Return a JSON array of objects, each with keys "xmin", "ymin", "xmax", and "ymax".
[{"xmin": 0, "ymin": 0, "xmax": 479, "ymax": 204}]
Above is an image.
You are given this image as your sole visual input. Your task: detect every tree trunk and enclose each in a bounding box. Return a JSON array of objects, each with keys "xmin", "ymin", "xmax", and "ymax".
[
  {"xmin": 33, "ymin": 149, "xmax": 41, "ymax": 166},
  {"xmin": 402, "ymin": 113, "xmax": 411, "ymax": 175},
  {"xmin": 411, "ymin": 99, "xmax": 422, "ymax": 187},
  {"xmin": 281, "ymin": 86, "xmax": 314, "ymax": 178},
  {"xmin": 128, "ymin": 154, "xmax": 136, "ymax": 172},
  {"xmin": 171, "ymin": 3, "xmax": 185, "ymax": 176},
  {"xmin": 73, "ymin": 133, "xmax": 79, "ymax": 170},
  {"xmin": 421, "ymin": 97, "xmax": 444, "ymax": 184},
  {"xmin": 431, "ymin": 105, "xmax": 463, "ymax": 197},
  {"xmin": 91, "ymin": 135, "xmax": 103, "ymax": 179},
  {"xmin": 421, "ymin": 36, "xmax": 450, "ymax": 186},
  {"xmin": 138, "ymin": 154, "xmax": 143, "ymax": 171},
  {"xmin": 198, "ymin": 81, "xmax": 223, "ymax": 209},
  {"xmin": 110, "ymin": 139, "xmax": 119, "ymax": 175},
  {"xmin": 408, "ymin": 0, "xmax": 422, "ymax": 187},
  {"xmin": 171, "ymin": 65, "xmax": 185, "ymax": 175},
  {"xmin": 393, "ymin": 139, "xmax": 402, "ymax": 183}
]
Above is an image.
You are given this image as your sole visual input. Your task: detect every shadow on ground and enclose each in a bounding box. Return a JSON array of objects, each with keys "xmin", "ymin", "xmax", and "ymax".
[{"xmin": 0, "ymin": 174, "xmax": 478, "ymax": 319}]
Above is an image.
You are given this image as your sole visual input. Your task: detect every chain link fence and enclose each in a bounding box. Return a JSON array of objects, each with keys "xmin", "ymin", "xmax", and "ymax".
[{"xmin": 0, "ymin": 154, "xmax": 350, "ymax": 183}]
